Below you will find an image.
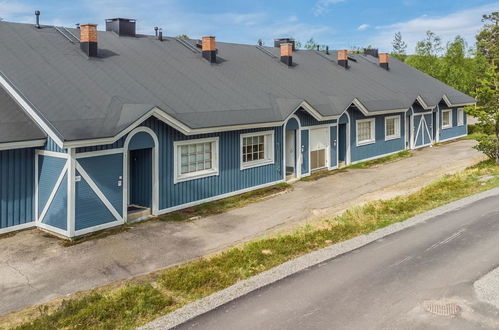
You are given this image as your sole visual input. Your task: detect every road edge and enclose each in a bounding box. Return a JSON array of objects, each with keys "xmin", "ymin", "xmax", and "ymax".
[{"xmin": 140, "ymin": 187, "xmax": 499, "ymax": 330}]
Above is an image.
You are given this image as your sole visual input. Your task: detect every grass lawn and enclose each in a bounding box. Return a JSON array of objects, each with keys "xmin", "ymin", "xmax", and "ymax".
[{"xmin": 6, "ymin": 160, "xmax": 499, "ymax": 330}]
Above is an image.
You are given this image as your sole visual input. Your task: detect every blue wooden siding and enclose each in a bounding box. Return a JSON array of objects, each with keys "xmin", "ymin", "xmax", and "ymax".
[
  {"xmin": 440, "ymin": 107, "xmax": 467, "ymax": 141},
  {"xmin": 41, "ymin": 173, "xmax": 67, "ymax": 230},
  {"xmin": 424, "ymin": 113, "xmax": 433, "ymax": 143},
  {"xmin": 296, "ymin": 109, "xmax": 336, "ymax": 127},
  {"xmin": 128, "ymin": 132, "xmax": 155, "ymax": 151},
  {"xmin": 77, "ymin": 153, "xmax": 123, "ymax": 216},
  {"xmin": 301, "ymin": 129, "xmax": 309, "ymax": 174},
  {"xmin": 75, "ymin": 171, "xmax": 117, "ymax": 231},
  {"xmin": 0, "ymin": 148, "xmax": 35, "ymax": 229},
  {"xmin": 349, "ymin": 109, "xmax": 406, "ymax": 163},
  {"xmin": 130, "ymin": 148, "xmax": 152, "ymax": 207},
  {"xmin": 38, "ymin": 155, "xmax": 66, "ymax": 217},
  {"xmin": 42, "ymin": 136, "xmax": 67, "ymax": 153},
  {"xmin": 330, "ymin": 126, "xmax": 338, "ymax": 168}
]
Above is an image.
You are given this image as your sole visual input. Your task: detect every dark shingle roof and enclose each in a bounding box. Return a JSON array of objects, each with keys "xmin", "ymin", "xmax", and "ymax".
[
  {"xmin": 0, "ymin": 85, "xmax": 45, "ymax": 144},
  {"xmin": 0, "ymin": 21, "xmax": 475, "ymax": 142}
]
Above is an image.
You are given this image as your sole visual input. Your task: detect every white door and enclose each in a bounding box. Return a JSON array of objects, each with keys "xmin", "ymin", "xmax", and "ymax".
[
  {"xmin": 310, "ymin": 127, "xmax": 329, "ymax": 170},
  {"xmin": 286, "ymin": 130, "xmax": 296, "ymax": 169}
]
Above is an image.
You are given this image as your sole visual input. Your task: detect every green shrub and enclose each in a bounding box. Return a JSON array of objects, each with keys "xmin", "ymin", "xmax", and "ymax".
[{"xmin": 474, "ymin": 135, "xmax": 499, "ymax": 161}]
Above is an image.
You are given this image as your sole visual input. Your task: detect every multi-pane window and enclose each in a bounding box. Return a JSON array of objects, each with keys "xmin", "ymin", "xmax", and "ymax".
[
  {"xmin": 240, "ymin": 131, "xmax": 275, "ymax": 169},
  {"xmin": 442, "ymin": 110, "xmax": 452, "ymax": 129},
  {"xmin": 457, "ymin": 108, "xmax": 464, "ymax": 126},
  {"xmin": 357, "ymin": 119, "xmax": 375, "ymax": 146},
  {"xmin": 180, "ymin": 142, "xmax": 212, "ymax": 174},
  {"xmin": 242, "ymin": 135, "xmax": 265, "ymax": 163},
  {"xmin": 174, "ymin": 138, "xmax": 218, "ymax": 183},
  {"xmin": 385, "ymin": 116, "xmax": 400, "ymax": 140}
]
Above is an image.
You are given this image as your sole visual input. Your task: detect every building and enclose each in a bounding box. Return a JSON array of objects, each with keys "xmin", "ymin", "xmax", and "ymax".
[{"xmin": 0, "ymin": 18, "xmax": 474, "ymax": 238}]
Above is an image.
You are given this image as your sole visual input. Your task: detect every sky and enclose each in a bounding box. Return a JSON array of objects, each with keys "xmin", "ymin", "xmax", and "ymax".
[{"xmin": 1, "ymin": 0, "xmax": 498, "ymax": 53}]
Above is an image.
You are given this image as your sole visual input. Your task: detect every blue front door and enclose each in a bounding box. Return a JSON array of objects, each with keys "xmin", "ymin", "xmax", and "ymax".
[{"xmin": 129, "ymin": 148, "xmax": 152, "ymax": 208}]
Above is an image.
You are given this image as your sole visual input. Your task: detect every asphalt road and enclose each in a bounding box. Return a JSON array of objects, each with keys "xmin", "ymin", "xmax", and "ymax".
[{"xmin": 178, "ymin": 194, "xmax": 499, "ymax": 329}]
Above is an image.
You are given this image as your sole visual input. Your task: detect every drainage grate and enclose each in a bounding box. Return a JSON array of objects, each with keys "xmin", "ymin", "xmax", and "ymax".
[{"xmin": 423, "ymin": 301, "xmax": 461, "ymax": 316}]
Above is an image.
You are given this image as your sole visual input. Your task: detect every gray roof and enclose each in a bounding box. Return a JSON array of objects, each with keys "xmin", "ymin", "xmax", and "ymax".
[
  {"xmin": 0, "ymin": 85, "xmax": 45, "ymax": 144},
  {"xmin": 0, "ymin": 21, "xmax": 475, "ymax": 142}
]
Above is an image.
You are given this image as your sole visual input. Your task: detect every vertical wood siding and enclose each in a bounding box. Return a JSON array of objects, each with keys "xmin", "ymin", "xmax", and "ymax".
[
  {"xmin": 38, "ymin": 155, "xmax": 68, "ymax": 230},
  {"xmin": 0, "ymin": 148, "xmax": 35, "ymax": 229},
  {"xmin": 440, "ymin": 107, "xmax": 467, "ymax": 141}
]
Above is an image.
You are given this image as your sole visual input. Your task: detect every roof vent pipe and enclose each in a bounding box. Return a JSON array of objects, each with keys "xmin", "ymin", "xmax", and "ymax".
[
  {"xmin": 154, "ymin": 26, "xmax": 158, "ymax": 37},
  {"xmin": 280, "ymin": 43, "xmax": 293, "ymax": 66},
  {"xmin": 326, "ymin": 46, "xmax": 329, "ymax": 55},
  {"xmin": 202, "ymin": 36, "xmax": 217, "ymax": 63},
  {"xmin": 35, "ymin": 10, "xmax": 40, "ymax": 28},
  {"xmin": 379, "ymin": 53, "xmax": 389, "ymax": 70},
  {"xmin": 158, "ymin": 28, "xmax": 163, "ymax": 41},
  {"xmin": 76, "ymin": 23, "xmax": 80, "ymax": 29},
  {"xmin": 80, "ymin": 23, "xmax": 98, "ymax": 57},
  {"xmin": 337, "ymin": 49, "xmax": 348, "ymax": 68}
]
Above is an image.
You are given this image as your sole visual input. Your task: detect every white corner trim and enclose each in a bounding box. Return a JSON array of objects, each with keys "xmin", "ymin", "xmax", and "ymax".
[
  {"xmin": 74, "ymin": 219, "xmax": 125, "ymax": 237},
  {"xmin": 240, "ymin": 130, "xmax": 275, "ymax": 170},
  {"xmin": 76, "ymin": 148, "xmax": 124, "ymax": 159},
  {"xmin": 76, "ymin": 162, "xmax": 123, "ymax": 222},
  {"xmin": 0, "ymin": 222, "xmax": 35, "ymax": 235},
  {"xmin": 67, "ymin": 148, "xmax": 76, "ymax": 237},
  {"xmin": 0, "ymin": 73, "xmax": 64, "ymax": 148},
  {"xmin": 38, "ymin": 161, "xmax": 69, "ymax": 223},
  {"xmin": 0, "ymin": 139, "xmax": 46, "ymax": 151},
  {"xmin": 173, "ymin": 137, "xmax": 220, "ymax": 184},
  {"xmin": 356, "ymin": 118, "xmax": 376, "ymax": 147}
]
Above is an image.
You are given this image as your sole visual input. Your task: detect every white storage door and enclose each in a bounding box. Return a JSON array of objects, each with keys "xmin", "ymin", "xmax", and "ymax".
[{"xmin": 309, "ymin": 128, "xmax": 329, "ymax": 151}]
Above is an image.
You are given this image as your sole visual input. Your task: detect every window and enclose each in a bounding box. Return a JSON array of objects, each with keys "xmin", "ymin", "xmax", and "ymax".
[
  {"xmin": 442, "ymin": 109, "xmax": 452, "ymax": 129},
  {"xmin": 356, "ymin": 118, "xmax": 375, "ymax": 146},
  {"xmin": 241, "ymin": 131, "xmax": 275, "ymax": 169},
  {"xmin": 385, "ymin": 116, "xmax": 401, "ymax": 141},
  {"xmin": 457, "ymin": 108, "xmax": 464, "ymax": 126},
  {"xmin": 174, "ymin": 137, "xmax": 219, "ymax": 183}
]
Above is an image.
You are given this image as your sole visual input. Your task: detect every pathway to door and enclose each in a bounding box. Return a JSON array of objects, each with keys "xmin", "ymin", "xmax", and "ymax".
[{"xmin": 0, "ymin": 140, "xmax": 485, "ymax": 315}]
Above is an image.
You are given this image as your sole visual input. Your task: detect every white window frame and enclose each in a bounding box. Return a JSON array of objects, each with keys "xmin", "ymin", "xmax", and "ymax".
[
  {"xmin": 173, "ymin": 137, "xmax": 219, "ymax": 184},
  {"xmin": 240, "ymin": 130, "xmax": 275, "ymax": 170},
  {"xmin": 356, "ymin": 118, "xmax": 376, "ymax": 146},
  {"xmin": 457, "ymin": 108, "xmax": 464, "ymax": 126},
  {"xmin": 442, "ymin": 109, "xmax": 453, "ymax": 129},
  {"xmin": 384, "ymin": 115, "xmax": 401, "ymax": 141}
]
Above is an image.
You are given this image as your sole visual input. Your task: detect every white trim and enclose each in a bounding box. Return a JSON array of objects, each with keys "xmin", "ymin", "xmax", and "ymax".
[
  {"xmin": 416, "ymin": 95, "xmax": 434, "ymax": 110},
  {"xmin": 240, "ymin": 130, "xmax": 275, "ymax": 170},
  {"xmin": 283, "ymin": 115, "xmax": 302, "ymax": 180},
  {"xmin": 439, "ymin": 133, "xmax": 468, "ymax": 143},
  {"xmin": 37, "ymin": 222, "xmax": 70, "ymax": 237},
  {"xmin": 0, "ymin": 222, "xmax": 35, "ymax": 235},
  {"xmin": 301, "ymin": 123, "xmax": 337, "ymax": 130},
  {"xmin": 67, "ymin": 148, "xmax": 76, "ymax": 237},
  {"xmin": 350, "ymin": 149, "xmax": 403, "ymax": 165},
  {"xmin": 442, "ymin": 94, "xmax": 475, "ymax": 108},
  {"xmin": 76, "ymin": 148, "xmax": 124, "ymax": 159},
  {"xmin": 0, "ymin": 73, "xmax": 64, "ymax": 148},
  {"xmin": 76, "ymin": 162, "xmax": 123, "ymax": 222},
  {"xmin": 0, "ymin": 139, "xmax": 46, "ymax": 151},
  {"xmin": 123, "ymin": 126, "xmax": 160, "ymax": 220},
  {"xmin": 356, "ymin": 118, "xmax": 376, "ymax": 146},
  {"xmin": 173, "ymin": 137, "xmax": 219, "ymax": 184},
  {"xmin": 413, "ymin": 111, "xmax": 433, "ymax": 116},
  {"xmin": 441, "ymin": 109, "xmax": 453, "ymax": 129},
  {"xmin": 74, "ymin": 219, "xmax": 125, "ymax": 236},
  {"xmin": 38, "ymin": 161, "xmax": 69, "ymax": 223},
  {"xmin": 34, "ymin": 151, "xmax": 39, "ymax": 221},
  {"xmin": 156, "ymin": 179, "xmax": 285, "ymax": 216},
  {"xmin": 36, "ymin": 150, "xmax": 68, "ymax": 158},
  {"xmin": 384, "ymin": 115, "xmax": 401, "ymax": 141}
]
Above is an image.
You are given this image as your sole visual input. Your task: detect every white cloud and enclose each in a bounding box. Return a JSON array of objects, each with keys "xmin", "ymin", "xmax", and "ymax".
[
  {"xmin": 0, "ymin": 1, "xmax": 30, "ymax": 20},
  {"xmin": 357, "ymin": 24, "xmax": 370, "ymax": 31},
  {"xmin": 313, "ymin": 0, "xmax": 346, "ymax": 16},
  {"xmin": 370, "ymin": 2, "xmax": 499, "ymax": 53}
]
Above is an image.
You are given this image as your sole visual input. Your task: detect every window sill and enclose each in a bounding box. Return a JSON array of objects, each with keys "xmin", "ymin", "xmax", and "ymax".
[
  {"xmin": 442, "ymin": 125, "xmax": 453, "ymax": 130},
  {"xmin": 241, "ymin": 159, "xmax": 274, "ymax": 170},
  {"xmin": 174, "ymin": 169, "xmax": 219, "ymax": 184},
  {"xmin": 356, "ymin": 139, "xmax": 375, "ymax": 147},
  {"xmin": 385, "ymin": 135, "xmax": 400, "ymax": 141}
]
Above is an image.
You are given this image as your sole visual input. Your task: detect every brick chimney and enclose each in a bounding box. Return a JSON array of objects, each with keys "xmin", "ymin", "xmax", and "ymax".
[
  {"xmin": 280, "ymin": 43, "xmax": 293, "ymax": 66},
  {"xmin": 379, "ymin": 53, "xmax": 389, "ymax": 70},
  {"xmin": 337, "ymin": 49, "xmax": 348, "ymax": 68},
  {"xmin": 80, "ymin": 24, "xmax": 98, "ymax": 57},
  {"xmin": 202, "ymin": 36, "xmax": 217, "ymax": 63}
]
